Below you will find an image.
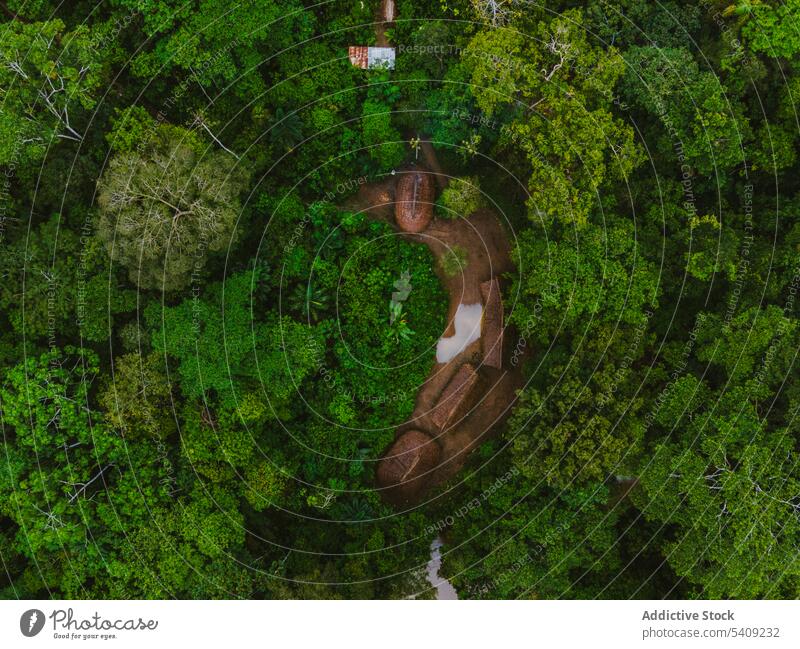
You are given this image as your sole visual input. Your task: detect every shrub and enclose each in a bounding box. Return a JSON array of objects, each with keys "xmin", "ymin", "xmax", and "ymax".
[{"xmin": 436, "ymin": 175, "xmax": 483, "ymax": 218}]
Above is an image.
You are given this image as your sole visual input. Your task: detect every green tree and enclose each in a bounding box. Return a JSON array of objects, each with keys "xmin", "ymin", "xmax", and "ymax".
[
  {"xmin": 436, "ymin": 176, "xmax": 484, "ymax": 218},
  {"xmin": 115, "ymin": 0, "xmax": 312, "ymax": 105},
  {"xmin": 508, "ymin": 219, "xmax": 659, "ymax": 346},
  {"xmin": 270, "ymin": 107, "xmax": 304, "ymax": 153},
  {"xmin": 508, "ymin": 363, "xmax": 645, "ymax": 488},
  {"xmin": 634, "ymin": 382, "xmax": 800, "ymax": 598},
  {"xmin": 0, "ymin": 214, "xmax": 135, "ymax": 341},
  {"xmin": 0, "ymin": 19, "xmax": 111, "ymax": 166},
  {"xmin": 738, "ymin": 0, "xmax": 800, "ymax": 58},
  {"xmin": 96, "ymin": 124, "xmax": 248, "ymax": 291},
  {"xmin": 97, "ymin": 484, "xmax": 260, "ymax": 598},
  {"xmin": 98, "ymin": 352, "xmax": 176, "ymax": 440},
  {"xmin": 146, "ymin": 269, "xmax": 321, "ymax": 418},
  {"xmin": 622, "ymin": 46, "xmax": 752, "ymax": 174},
  {"xmin": 361, "ymin": 99, "xmax": 405, "ymax": 172},
  {"xmin": 465, "ymin": 9, "xmax": 643, "ymax": 225},
  {"xmin": 439, "ymin": 449, "xmax": 623, "ymax": 599},
  {"xmin": 0, "ymin": 348, "xmax": 170, "ymax": 596}
]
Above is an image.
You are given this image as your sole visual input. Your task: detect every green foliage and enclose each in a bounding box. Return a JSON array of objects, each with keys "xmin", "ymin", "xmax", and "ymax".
[
  {"xmin": 146, "ymin": 269, "xmax": 321, "ymax": 418},
  {"xmin": 99, "ymin": 484, "xmax": 259, "ymax": 598},
  {"xmin": 464, "ymin": 9, "xmax": 643, "ymax": 226},
  {"xmin": 509, "ymin": 361, "xmax": 645, "ymax": 488},
  {"xmin": 116, "ymin": 0, "xmax": 311, "ymax": 99},
  {"xmin": 4, "ymin": 0, "xmax": 800, "ymax": 602},
  {"xmin": 99, "ymin": 352, "xmax": 176, "ymax": 440},
  {"xmin": 587, "ymin": 0, "xmax": 702, "ymax": 50},
  {"xmin": 0, "ymin": 19, "xmax": 111, "ymax": 167},
  {"xmin": 440, "ymin": 453, "xmax": 622, "ymax": 598},
  {"xmin": 106, "ymin": 106, "xmax": 157, "ymax": 153},
  {"xmin": 0, "ymin": 348, "xmax": 171, "ymax": 596},
  {"xmin": 270, "ymin": 107, "xmax": 304, "ymax": 153},
  {"xmin": 439, "ymin": 244, "xmax": 468, "ymax": 277},
  {"xmin": 508, "ymin": 220, "xmax": 659, "ymax": 345},
  {"xmin": 0, "ymin": 214, "xmax": 135, "ymax": 341},
  {"xmin": 361, "ymin": 99, "xmax": 405, "ymax": 171},
  {"xmin": 622, "ymin": 46, "xmax": 752, "ymax": 174},
  {"xmin": 740, "ymin": 0, "xmax": 800, "ymax": 58},
  {"xmin": 306, "ymin": 212, "xmax": 447, "ymax": 429},
  {"xmin": 436, "ymin": 176, "xmax": 483, "ymax": 218},
  {"xmin": 96, "ymin": 124, "xmax": 248, "ymax": 291},
  {"xmin": 634, "ymin": 384, "xmax": 800, "ymax": 597}
]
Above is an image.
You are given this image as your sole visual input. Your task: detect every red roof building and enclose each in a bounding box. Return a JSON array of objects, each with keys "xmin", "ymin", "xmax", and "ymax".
[{"xmin": 348, "ymin": 46, "xmax": 395, "ymax": 70}]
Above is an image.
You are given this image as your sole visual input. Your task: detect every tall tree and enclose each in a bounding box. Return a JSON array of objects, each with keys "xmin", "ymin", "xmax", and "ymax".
[
  {"xmin": 96, "ymin": 124, "xmax": 248, "ymax": 291},
  {"xmin": 0, "ymin": 19, "xmax": 110, "ymax": 167},
  {"xmin": 464, "ymin": 9, "xmax": 643, "ymax": 226},
  {"xmin": 0, "ymin": 348, "xmax": 171, "ymax": 596}
]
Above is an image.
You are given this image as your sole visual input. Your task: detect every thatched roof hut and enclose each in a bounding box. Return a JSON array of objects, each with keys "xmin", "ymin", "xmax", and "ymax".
[
  {"xmin": 480, "ymin": 279, "xmax": 504, "ymax": 369},
  {"xmin": 431, "ymin": 363, "xmax": 479, "ymax": 432},
  {"xmin": 395, "ymin": 170, "xmax": 435, "ymax": 233},
  {"xmin": 377, "ymin": 430, "xmax": 440, "ymax": 499}
]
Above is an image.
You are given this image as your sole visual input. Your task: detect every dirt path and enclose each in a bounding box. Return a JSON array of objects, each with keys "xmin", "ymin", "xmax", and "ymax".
[
  {"xmin": 375, "ymin": 0, "xmax": 394, "ymax": 47},
  {"xmin": 419, "ymin": 139, "xmax": 448, "ymax": 190},
  {"xmin": 343, "ymin": 149, "xmax": 524, "ymax": 502},
  {"xmin": 397, "ymin": 205, "xmax": 523, "ymax": 493}
]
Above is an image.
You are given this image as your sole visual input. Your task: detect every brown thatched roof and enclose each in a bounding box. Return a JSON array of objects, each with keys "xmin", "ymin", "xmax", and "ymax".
[
  {"xmin": 431, "ymin": 363, "xmax": 479, "ymax": 432},
  {"xmin": 395, "ymin": 171, "xmax": 435, "ymax": 233},
  {"xmin": 480, "ymin": 279, "xmax": 504, "ymax": 369},
  {"xmin": 376, "ymin": 430, "xmax": 440, "ymax": 499}
]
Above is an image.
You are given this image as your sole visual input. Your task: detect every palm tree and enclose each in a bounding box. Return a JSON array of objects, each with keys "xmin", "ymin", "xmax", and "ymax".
[
  {"xmin": 339, "ymin": 497, "xmax": 374, "ymax": 521},
  {"xmin": 289, "ymin": 282, "xmax": 330, "ymax": 322},
  {"xmin": 270, "ymin": 107, "xmax": 303, "ymax": 152}
]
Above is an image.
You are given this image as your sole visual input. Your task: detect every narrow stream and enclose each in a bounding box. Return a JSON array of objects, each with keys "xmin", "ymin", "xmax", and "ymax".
[{"xmin": 426, "ymin": 536, "xmax": 458, "ymax": 599}]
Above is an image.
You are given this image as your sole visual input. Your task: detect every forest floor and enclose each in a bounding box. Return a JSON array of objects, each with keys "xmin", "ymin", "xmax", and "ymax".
[{"xmin": 342, "ymin": 145, "xmax": 525, "ymax": 500}]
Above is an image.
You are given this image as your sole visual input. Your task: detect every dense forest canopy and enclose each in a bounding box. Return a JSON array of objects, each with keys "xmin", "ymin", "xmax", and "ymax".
[{"xmin": 1, "ymin": 0, "xmax": 800, "ymax": 599}]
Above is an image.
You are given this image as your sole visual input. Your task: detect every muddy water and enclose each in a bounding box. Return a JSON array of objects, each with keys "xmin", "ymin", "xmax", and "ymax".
[
  {"xmin": 426, "ymin": 537, "xmax": 458, "ymax": 599},
  {"xmin": 436, "ymin": 303, "xmax": 482, "ymax": 363}
]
